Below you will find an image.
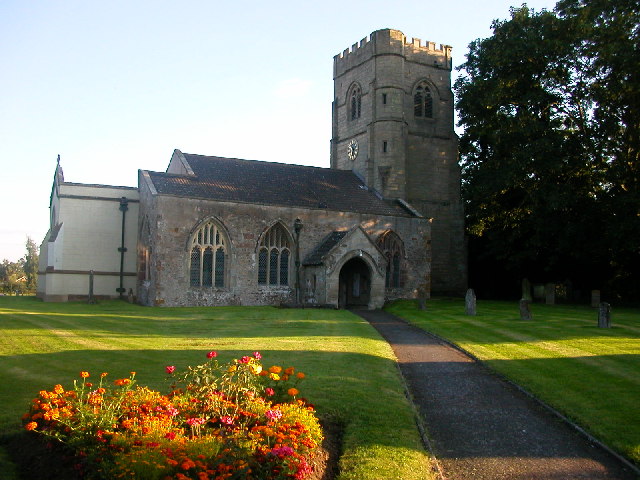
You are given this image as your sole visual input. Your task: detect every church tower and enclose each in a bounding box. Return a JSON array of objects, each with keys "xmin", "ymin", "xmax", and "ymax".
[{"xmin": 331, "ymin": 29, "xmax": 466, "ymax": 294}]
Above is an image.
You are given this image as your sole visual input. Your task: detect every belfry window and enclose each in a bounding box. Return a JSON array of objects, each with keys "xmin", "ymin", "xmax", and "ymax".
[
  {"xmin": 414, "ymin": 82, "xmax": 433, "ymax": 118},
  {"xmin": 189, "ymin": 220, "xmax": 228, "ymax": 288},
  {"xmin": 350, "ymin": 85, "xmax": 362, "ymax": 120},
  {"xmin": 377, "ymin": 230, "xmax": 405, "ymax": 288},
  {"xmin": 258, "ymin": 223, "xmax": 292, "ymax": 286}
]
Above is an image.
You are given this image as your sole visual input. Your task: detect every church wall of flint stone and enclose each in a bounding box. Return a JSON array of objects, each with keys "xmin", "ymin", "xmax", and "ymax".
[{"xmin": 38, "ymin": 29, "xmax": 465, "ymax": 308}]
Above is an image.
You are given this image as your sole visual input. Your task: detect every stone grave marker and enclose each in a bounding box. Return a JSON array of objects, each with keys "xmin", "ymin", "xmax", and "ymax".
[
  {"xmin": 519, "ymin": 299, "xmax": 532, "ymax": 320},
  {"xmin": 598, "ymin": 302, "xmax": 611, "ymax": 328},
  {"xmin": 465, "ymin": 288, "xmax": 476, "ymax": 315}
]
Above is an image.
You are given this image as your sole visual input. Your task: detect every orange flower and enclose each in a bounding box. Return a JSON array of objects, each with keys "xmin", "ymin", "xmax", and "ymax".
[
  {"xmin": 100, "ymin": 372, "xmax": 108, "ymax": 378},
  {"xmin": 287, "ymin": 388, "xmax": 299, "ymax": 397},
  {"xmin": 284, "ymin": 367, "xmax": 295, "ymax": 375},
  {"xmin": 53, "ymin": 384, "xmax": 64, "ymax": 394},
  {"xmin": 24, "ymin": 421, "xmax": 38, "ymax": 431},
  {"xmin": 268, "ymin": 365, "xmax": 282, "ymax": 374},
  {"xmin": 296, "ymin": 372, "xmax": 305, "ymax": 379},
  {"xmin": 80, "ymin": 371, "xmax": 90, "ymax": 378}
]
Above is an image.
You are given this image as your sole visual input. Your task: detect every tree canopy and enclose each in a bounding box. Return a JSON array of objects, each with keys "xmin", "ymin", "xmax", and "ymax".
[{"xmin": 455, "ymin": 0, "xmax": 639, "ymax": 301}]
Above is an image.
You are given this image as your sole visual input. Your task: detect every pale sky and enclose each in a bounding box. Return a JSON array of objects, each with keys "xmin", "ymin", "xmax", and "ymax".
[{"xmin": 0, "ymin": 0, "xmax": 558, "ymax": 262}]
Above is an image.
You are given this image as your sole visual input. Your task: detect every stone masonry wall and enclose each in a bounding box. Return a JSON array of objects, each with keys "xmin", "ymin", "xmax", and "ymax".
[{"xmin": 138, "ymin": 192, "xmax": 430, "ymax": 307}]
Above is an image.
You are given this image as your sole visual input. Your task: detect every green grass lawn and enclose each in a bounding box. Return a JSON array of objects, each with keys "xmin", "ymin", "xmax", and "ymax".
[
  {"xmin": 387, "ymin": 298, "xmax": 640, "ymax": 466},
  {"xmin": 0, "ymin": 296, "xmax": 432, "ymax": 480}
]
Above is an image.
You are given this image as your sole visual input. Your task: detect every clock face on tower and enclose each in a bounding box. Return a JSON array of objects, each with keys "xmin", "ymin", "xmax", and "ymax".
[{"xmin": 347, "ymin": 139, "xmax": 359, "ymax": 161}]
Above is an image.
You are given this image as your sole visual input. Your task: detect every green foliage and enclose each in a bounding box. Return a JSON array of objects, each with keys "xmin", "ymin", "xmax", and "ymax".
[
  {"xmin": 0, "ymin": 236, "xmax": 39, "ymax": 295},
  {"xmin": 455, "ymin": 1, "xmax": 640, "ymax": 300},
  {"xmin": 387, "ymin": 298, "xmax": 640, "ymax": 465}
]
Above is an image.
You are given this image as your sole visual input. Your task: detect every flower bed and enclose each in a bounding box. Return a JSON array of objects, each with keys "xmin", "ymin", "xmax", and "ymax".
[{"xmin": 22, "ymin": 352, "xmax": 323, "ymax": 480}]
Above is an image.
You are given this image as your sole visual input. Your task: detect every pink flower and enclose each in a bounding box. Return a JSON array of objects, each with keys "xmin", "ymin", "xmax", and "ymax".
[
  {"xmin": 239, "ymin": 356, "xmax": 250, "ymax": 364},
  {"xmin": 186, "ymin": 417, "xmax": 206, "ymax": 426},
  {"xmin": 165, "ymin": 365, "xmax": 176, "ymax": 374},
  {"xmin": 253, "ymin": 351, "xmax": 262, "ymax": 360},
  {"xmin": 219, "ymin": 416, "xmax": 234, "ymax": 425},
  {"xmin": 265, "ymin": 387, "xmax": 275, "ymax": 396},
  {"xmin": 265, "ymin": 409, "xmax": 282, "ymax": 421},
  {"xmin": 270, "ymin": 446, "xmax": 294, "ymax": 458},
  {"xmin": 206, "ymin": 351, "xmax": 217, "ymax": 359}
]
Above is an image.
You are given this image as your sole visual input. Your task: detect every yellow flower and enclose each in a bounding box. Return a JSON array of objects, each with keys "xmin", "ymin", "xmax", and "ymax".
[
  {"xmin": 228, "ymin": 365, "xmax": 237, "ymax": 373},
  {"xmin": 269, "ymin": 373, "xmax": 280, "ymax": 381},
  {"xmin": 249, "ymin": 364, "xmax": 262, "ymax": 375}
]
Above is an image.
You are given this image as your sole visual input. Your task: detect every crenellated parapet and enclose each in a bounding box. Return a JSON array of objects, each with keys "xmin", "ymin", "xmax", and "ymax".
[{"xmin": 333, "ymin": 29, "xmax": 452, "ymax": 78}]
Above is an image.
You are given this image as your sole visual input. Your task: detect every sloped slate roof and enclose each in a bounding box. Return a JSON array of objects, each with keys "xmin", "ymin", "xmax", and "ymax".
[
  {"xmin": 145, "ymin": 153, "xmax": 412, "ymax": 217},
  {"xmin": 303, "ymin": 231, "xmax": 348, "ymax": 265}
]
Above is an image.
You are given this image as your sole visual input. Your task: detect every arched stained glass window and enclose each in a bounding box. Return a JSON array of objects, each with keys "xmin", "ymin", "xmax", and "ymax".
[
  {"xmin": 377, "ymin": 230, "xmax": 405, "ymax": 288},
  {"xmin": 189, "ymin": 219, "xmax": 228, "ymax": 288},
  {"xmin": 414, "ymin": 82, "xmax": 433, "ymax": 118},
  {"xmin": 258, "ymin": 223, "xmax": 292, "ymax": 286}
]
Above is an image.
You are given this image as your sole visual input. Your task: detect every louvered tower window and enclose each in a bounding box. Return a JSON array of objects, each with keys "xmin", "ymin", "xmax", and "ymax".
[
  {"xmin": 414, "ymin": 82, "xmax": 433, "ymax": 118},
  {"xmin": 350, "ymin": 85, "xmax": 362, "ymax": 120}
]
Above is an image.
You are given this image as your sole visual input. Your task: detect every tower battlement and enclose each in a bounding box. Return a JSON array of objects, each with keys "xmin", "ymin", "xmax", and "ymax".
[{"xmin": 333, "ymin": 29, "xmax": 452, "ymax": 77}]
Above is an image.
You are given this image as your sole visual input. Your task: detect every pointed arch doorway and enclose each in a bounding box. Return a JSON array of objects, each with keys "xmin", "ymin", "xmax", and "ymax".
[{"xmin": 338, "ymin": 257, "xmax": 371, "ymax": 309}]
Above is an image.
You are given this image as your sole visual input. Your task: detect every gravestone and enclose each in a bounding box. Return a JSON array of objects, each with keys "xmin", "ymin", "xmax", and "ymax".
[
  {"xmin": 598, "ymin": 302, "xmax": 611, "ymax": 328},
  {"xmin": 521, "ymin": 278, "xmax": 532, "ymax": 301},
  {"xmin": 591, "ymin": 290, "xmax": 601, "ymax": 308},
  {"xmin": 545, "ymin": 283, "xmax": 555, "ymax": 305},
  {"xmin": 465, "ymin": 288, "xmax": 476, "ymax": 316},
  {"xmin": 519, "ymin": 299, "xmax": 532, "ymax": 320}
]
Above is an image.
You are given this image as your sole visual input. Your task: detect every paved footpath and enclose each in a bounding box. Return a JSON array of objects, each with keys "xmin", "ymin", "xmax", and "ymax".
[{"xmin": 355, "ymin": 310, "xmax": 639, "ymax": 480}]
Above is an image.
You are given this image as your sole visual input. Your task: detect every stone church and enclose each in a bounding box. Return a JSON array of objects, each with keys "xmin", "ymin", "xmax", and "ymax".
[{"xmin": 37, "ymin": 29, "xmax": 466, "ymax": 308}]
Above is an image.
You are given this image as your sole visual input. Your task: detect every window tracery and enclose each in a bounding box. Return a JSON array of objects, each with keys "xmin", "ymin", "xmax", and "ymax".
[
  {"xmin": 377, "ymin": 230, "xmax": 405, "ymax": 288},
  {"xmin": 258, "ymin": 223, "xmax": 291, "ymax": 286},
  {"xmin": 189, "ymin": 219, "xmax": 228, "ymax": 288},
  {"xmin": 414, "ymin": 82, "xmax": 434, "ymax": 118}
]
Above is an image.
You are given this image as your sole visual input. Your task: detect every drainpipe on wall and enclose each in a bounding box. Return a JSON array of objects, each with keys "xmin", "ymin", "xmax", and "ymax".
[
  {"xmin": 294, "ymin": 218, "xmax": 303, "ymax": 305},
  {"xmin": 117, "ymin": 197, "xmax": 129, "ymax": 299}
]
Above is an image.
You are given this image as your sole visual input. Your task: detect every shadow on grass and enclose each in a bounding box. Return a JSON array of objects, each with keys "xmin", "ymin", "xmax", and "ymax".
[{"xmin": 0, "ymin": 299, "xmax": 363, "ymax": 339}]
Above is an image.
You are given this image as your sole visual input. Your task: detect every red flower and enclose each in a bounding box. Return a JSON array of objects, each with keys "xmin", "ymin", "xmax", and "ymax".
[
  {"xmin": 239, "ymin": 356, "xmax": 250, "ymax": 364},
  {"xmin": 265, "ymin": 388, "xmax": 275, "ymax": 396},
  {"xmin": 206, "ymin": 351, "xmax": 217, "ymax": 359},
  {"xmin": 166, "ymin": 365, "xmax": 176, "ymax": 374}
]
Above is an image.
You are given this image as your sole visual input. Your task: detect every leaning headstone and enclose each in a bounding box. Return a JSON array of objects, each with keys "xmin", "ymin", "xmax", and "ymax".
[
  {"xmin": 591, "ymin": 290, "xmax": 601, "ymax": 308},
  {"xmin": 465, "ymin": 288, "xmax": 476, "ymax": 315},
  {"xmin": 545, "ymin": 283, "xmax": 555, "ymax": 305},
  {"xmin": 521, "ymin": 278, "xmax": 532, "ymax": 301},
  {"xmin": 519, "ymin": 299, "xmax": 532, "ymax": 320},
  {"xmin": 598, "ymin": 302, "xmax": 611, "ymax": 328}
]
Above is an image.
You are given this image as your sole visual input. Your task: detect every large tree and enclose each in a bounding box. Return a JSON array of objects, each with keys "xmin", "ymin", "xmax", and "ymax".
[
  {"xmin": 455, "ymin": 1, "xmax": 639, "ymax": 300},
  {"xmin": 23, "ymin": 236, "xmax": 39, "ymax": 292}
]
